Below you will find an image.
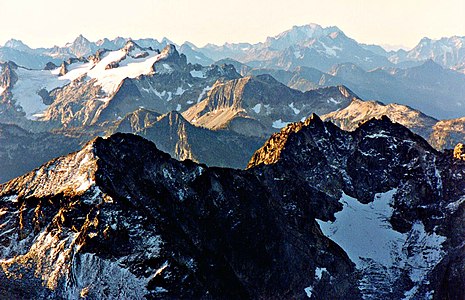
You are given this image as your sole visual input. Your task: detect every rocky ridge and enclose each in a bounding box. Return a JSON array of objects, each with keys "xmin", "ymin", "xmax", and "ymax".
[
  {"xmin": 0, "ymin": 116, "xmax": 464, "ymax": 298},
  {"xmin": 183, "ymin": 74, "xmax": 356, "ymax": 137},
  {"xmin": 322, "ymin": 98, "xmax": 465, "ymax": 150}
]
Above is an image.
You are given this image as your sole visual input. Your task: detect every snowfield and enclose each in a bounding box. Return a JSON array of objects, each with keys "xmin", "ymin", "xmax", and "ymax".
[{"xmin": 317, "ymin": 190, "xmax": 446, "ymax": 299}]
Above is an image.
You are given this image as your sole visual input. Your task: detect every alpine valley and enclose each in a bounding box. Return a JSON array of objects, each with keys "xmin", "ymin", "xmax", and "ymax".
[{"xmin": 0, "ymin": 21, "xmax": 465, "ymax": 299}]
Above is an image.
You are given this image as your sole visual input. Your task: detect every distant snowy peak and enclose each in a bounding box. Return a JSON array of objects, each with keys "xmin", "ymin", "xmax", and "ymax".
[
  {"xmin": 3, "ymin": 39, "xmax": 32, "ymax": 52},
  {"xmin": 390, "ymin": 35, "xmax": 465, "ymax": 69},
  {"xmin": 264, "ymin": 23, "xmax": 343, "ymax": 50},
  {"xmin": 0, "ymin": 43, "xmax": 182, "ymax": 120}
]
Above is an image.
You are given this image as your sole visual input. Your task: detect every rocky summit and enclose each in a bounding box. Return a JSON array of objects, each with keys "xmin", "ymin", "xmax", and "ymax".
[{"xmin": 0, "ymin": 116, "xmax": 464, "ymax": 299}]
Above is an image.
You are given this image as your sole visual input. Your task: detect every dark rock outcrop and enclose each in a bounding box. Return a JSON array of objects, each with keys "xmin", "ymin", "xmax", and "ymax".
[{"xmin": 0, "ymin": 112, "xmax": 464, "ymax": 299}]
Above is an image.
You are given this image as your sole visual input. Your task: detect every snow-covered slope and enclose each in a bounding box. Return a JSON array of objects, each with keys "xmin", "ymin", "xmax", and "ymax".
[
  {"xmin": 0, "ymin": 42, "xmax": 240, "ymax": 128},
  {"xmin": 389, "ymin": 36, "xmax": 465, "ymax": 72},
  {"xmin": 317, "ymin": 190, "xmax": 446, "ymax": 299},
  {"xmin": 1, "ymin": 42, "xmax": 168, "ymax": 120}
]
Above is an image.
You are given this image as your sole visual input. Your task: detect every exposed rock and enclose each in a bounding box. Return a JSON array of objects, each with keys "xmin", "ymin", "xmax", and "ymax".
[
  {"xmin": 183, "ymin": 74, "xmax": 356, "ymax": 137},
  {"xmin": 453, "ymin": 143, "xmax": 465, "ymax": 160},
  {"xmin": 0, "ymin": 117, "xmax": 464, "ymax": 298},
  {"xmin": 113, "ymin": 109, "xmax": 265, "ymax": 169}
]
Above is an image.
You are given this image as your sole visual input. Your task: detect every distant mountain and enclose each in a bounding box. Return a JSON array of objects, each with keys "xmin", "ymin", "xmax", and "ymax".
[
  {"xmin": 200, "ymin": 24, "xmax": 393, "ymax": 72},
  {"xmin": 211, "ymin": 58, "xmax": 465, "ymax": 120},
  {"xmin": 322, "ymin": 98, "xmax": 465, "ymax": 151},
  {"xmin": 322, "ymin": 98, "xmax": 438, "ymax": 138},
  {"xmin": 113, "ymin": 109, "xmax": 264, "ymax": 169},
  {"xmin": 389, "ymin": 36, "xmax": 465, "ymax": 73},
  {"xmin": 179, "ymin": 43, "xmax": 214, "ymax": 66},
  {"xmin": 325, "ymin": 60, "xmax": 465, "ymax": 119},
  {"xmin": 0, "ymin": 35, "xmax": 213, "ymax": 69},
  {"xmin": 182, "ymin": 74, "xmax": 357, "ymax": 137},
  {"xmin": 0, "ymin": 43, "xmax": 240, "ymax": 129}
]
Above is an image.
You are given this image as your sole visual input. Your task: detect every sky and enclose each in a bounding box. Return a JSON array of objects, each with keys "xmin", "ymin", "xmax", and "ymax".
[{"xmin": 0, "ymin": 0, "xmax": 464, "ymax": 50}]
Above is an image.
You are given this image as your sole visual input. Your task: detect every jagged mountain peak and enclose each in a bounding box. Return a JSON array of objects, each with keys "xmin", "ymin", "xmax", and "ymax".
[
  {"xmin": 3, "ymin": 39, "xmax": 31, "ymax": 52},
  {"xmin": 1, "ymin": 138, "xmax": 99, "ymax": 199},
  {"xmin": 247, "ymin": 113, "xmax": 433, "ymax": 170},
  {"xmin": 160, "ymin": 43, "xmax": 178, "ymax": 56},
  {"xmin": 66, "ymin": 34, "xmax": 91, "ymax": 47},
  {"xmin": 322, "ymin": 98, "xmax": 438, "ymax": 132},
  {"xmin": 265, "ymin": 23, "xmax": 343, "ymax": 50}
]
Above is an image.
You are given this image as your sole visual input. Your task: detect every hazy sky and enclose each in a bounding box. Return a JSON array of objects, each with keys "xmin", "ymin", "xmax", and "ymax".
[{"xmin": 1, "ymin": 0, "xmax": 464, "ymax": 50}]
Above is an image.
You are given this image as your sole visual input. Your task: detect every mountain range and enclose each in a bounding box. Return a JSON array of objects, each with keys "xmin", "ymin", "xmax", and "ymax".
[
  {"xmin": 0, "ymin": 115, "xmax": 464, "ymax": 298},
  {"xmin": 0, "ymin": 21, "xmax": 465, "ymax": 299},
  {"xmin": 2, "ymin": 23, "xmax": 465, "ymax": 120}
]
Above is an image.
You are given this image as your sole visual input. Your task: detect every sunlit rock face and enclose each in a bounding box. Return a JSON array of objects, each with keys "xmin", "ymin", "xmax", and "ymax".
[{"xmin": 0, "ymin": 115, "xmax": 464, "ymax": 299}]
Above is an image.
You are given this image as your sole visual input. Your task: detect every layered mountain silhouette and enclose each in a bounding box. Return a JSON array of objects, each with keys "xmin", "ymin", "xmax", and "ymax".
[{"xmin": 0, "ymin": 116, "xmax": 464, "ymax": 298}]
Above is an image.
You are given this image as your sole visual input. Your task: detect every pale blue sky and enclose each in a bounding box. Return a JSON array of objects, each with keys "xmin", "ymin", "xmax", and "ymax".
[{"xmin": 1, "ymin": 0, "xmax": 464, "ymax": 49}]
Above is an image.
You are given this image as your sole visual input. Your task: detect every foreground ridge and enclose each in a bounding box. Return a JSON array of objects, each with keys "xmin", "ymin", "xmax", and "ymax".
[{"xmin": 0, "ymin": 116, "xmax": 464, "ymax": 298}]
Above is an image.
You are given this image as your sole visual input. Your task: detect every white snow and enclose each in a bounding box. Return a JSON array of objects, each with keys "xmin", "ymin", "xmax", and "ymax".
[
  {"xmin": 294, "ymin": 50, "xmax": 303, "ymax": 59},
  {"xmin": 11, "ymin": 67, "xmax": 67, "ymax": 119},
  {"xmin": 58, "ymin": 62, "xmax": 94, "ymax": 81},
  {"xmin": 317, "ymin": 190, "xmax": 447, "ymax": 299},
  {"xmin": 326, "ymin": 97, "xmax": 341, "ymax": 105},
  {"xmin": 190, "ymin": 70, "xmax": 206, "ymax": 78},
  {"xmin": 304, "ymin": 286, "xmax": 313, "ymax": 298},
  {"xmin": 175, "ymin": 86, "xmax": 186, "ymax": 95},
  {"xmin": 176, "ymin": 104, "xmax": 181, "ymax": 111},
  {"xmin": 162, "ymin": 63, "xmax": 173, "ymax": 72},
  {"xmin": 272, "ymin": 119, "xmax": 291, "ymax": 129},
  {"xmin": 304, "ymin": 267, "xmax": 327, "ymax": 298},
  {"xmin": 446, "ymin": 195, "xmax": 465, "ymax": 212},
  {"xmin": 315, "ymin": 267, "xmax": 327, "ymax": 280},
  {"xmin": 317, "ymin": 190, "xmax": 402, "ymax": 268},
  {"xmin": 289, "ymin": 102, "xmax": 300, "ymax": 114},
  {"xmin": 319, "ymin": 42, "xmax": 342, "ymax": 57},
  {"xmin": 3, "ymin": 195, "xmax": 18, "ymax": 203},
  {"xmin": 86, "ymin": 49, "xmax": 165, "ymax": 95},
  {"xmin": 252, "ymin": 103, "xmax": 262, "ymax": 114},
  {"xmin": 197, "ymin": 86, "xmax": 212, "ymax": 103}
]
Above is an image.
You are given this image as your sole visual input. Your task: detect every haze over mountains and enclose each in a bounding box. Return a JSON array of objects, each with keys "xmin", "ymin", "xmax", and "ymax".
[
  {"xmin": 0, "ymin": 22, "xmax": 465, "ymax": 183},
  {"xmin": 2, "ymin": 23, "xmax": 465, "ymax": 120},
  {"xmin": 1, "ymin": 19, "xmax": 465, "ymax": 299}
]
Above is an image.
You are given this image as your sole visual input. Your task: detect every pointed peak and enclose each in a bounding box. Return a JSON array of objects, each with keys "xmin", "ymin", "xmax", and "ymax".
[
  {"xmin": 4, "ymin": 38, "xmax": 30, "ymax": 50},
  {"xmin": 122, "ymin": 39, "xmax": 142, "ymax": 52},
  {"xmin": 74, "ymin": 34, "xmax": 90, "ymax": 43},
  {"xmin": 161, "ymin": 44, "xmax": 178, "ymax": 56}
]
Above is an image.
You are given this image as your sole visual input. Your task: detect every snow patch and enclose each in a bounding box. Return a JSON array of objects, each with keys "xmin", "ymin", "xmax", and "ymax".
[
  {"xmin": 317, "ymin": 190, "xmax": 447, "ymax": 299},
  {"xmin": 86, "ymin": 48, "xmax": 166, "ymax": 95},
  {"xmin": 11, "ymin": 68, "xmax": 68, "ymax": 119},
  {"xmin": 175, "ymin": 86, "xmax": 185, "ymax": 95},
  {"xmin": 326, "ymin": 97, "xmax": 342, "ymax": 105},
  {"xmin": 315, "ymin": 267, "xmax": 327, "ymax": 280},
  {"xmin": 190, "ymin": 70, "xmax": 206, "ymax": 78},
  {"xmin": 197, "ymin": 86, "xmax": 212, "ymax": 103},
  {"xmin": 252, "ymin": 103, "xmax": 262, "ymax": 114},
  {"xmin": 289, "ymin": 102, "xmax": 300, "ymax": 114},
  {"xmin": 304, "ymin": 286, "xmax": 313, "ymax": 298},
  {"xmin": 317, "ymin": 190, "xmax": 402, "ymax": 268},
  {"xmin": 272, "ymin": 119, "xmax": 291, "ymax": 129}
]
